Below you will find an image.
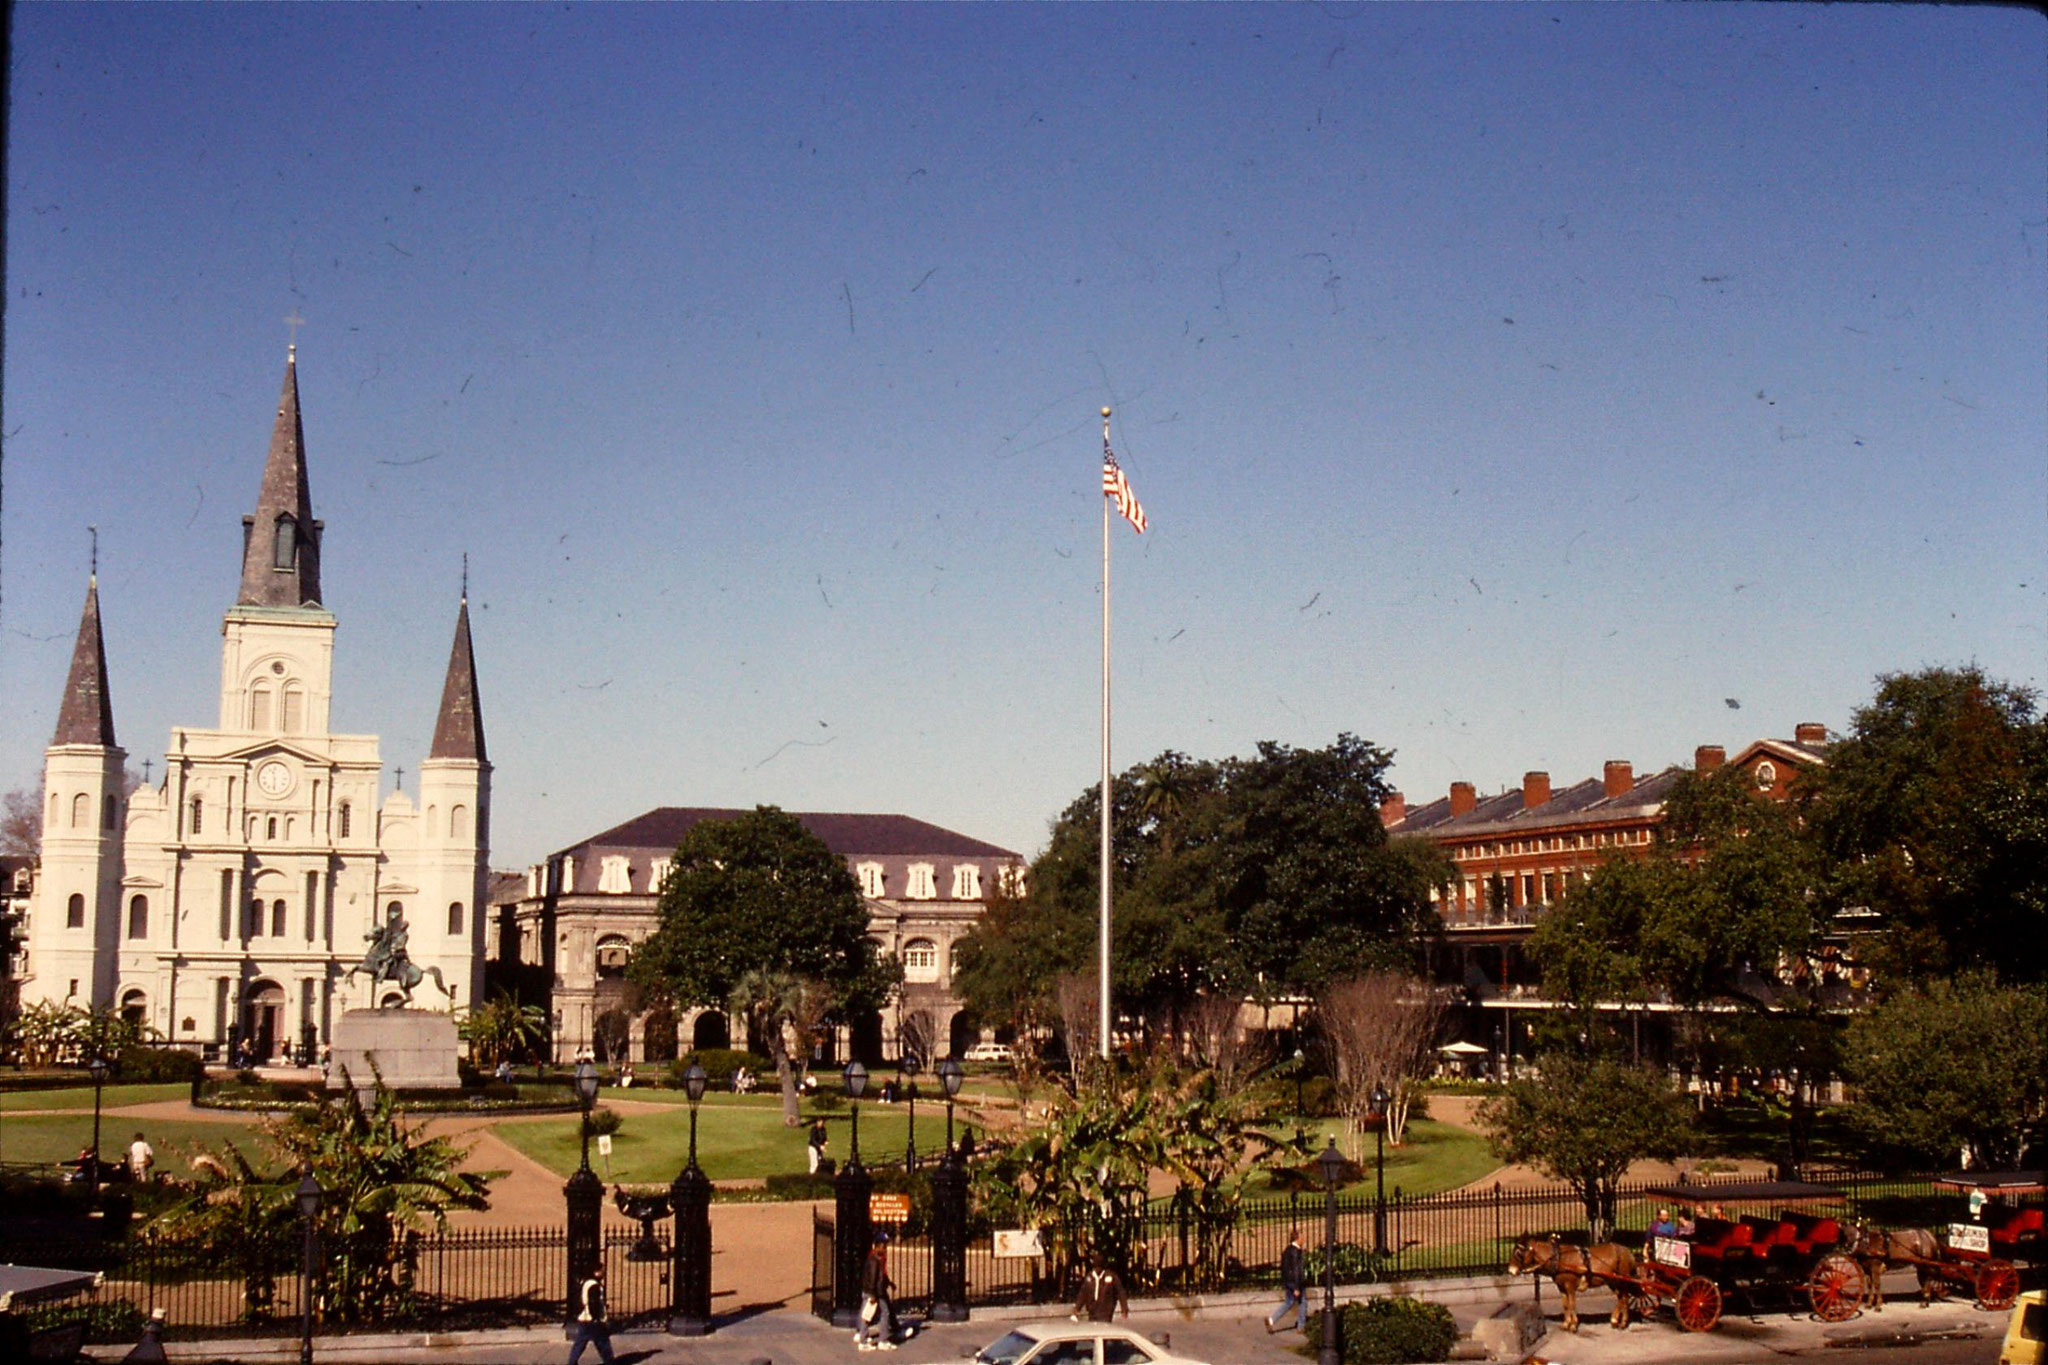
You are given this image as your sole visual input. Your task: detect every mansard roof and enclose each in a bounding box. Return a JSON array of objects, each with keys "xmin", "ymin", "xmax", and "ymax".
[
  {"xmin": 52, "ymin": 578, "xmax": 117, "ymax": 747},
  {"xmin": 429, "ymin": 598, "xmax": 487, "ymax": 763},
  {"xmin": 238, "ymin": 351, "xmax": 324, "ymax": 608},
  {"xmin": 558, "ymin": 807, "xmax": 1019, "ymax": 864}
]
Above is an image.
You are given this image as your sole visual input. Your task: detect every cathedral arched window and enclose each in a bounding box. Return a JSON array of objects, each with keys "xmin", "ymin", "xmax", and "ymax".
[
  {"xmin": 189, "ymin": 797, "xmax": 203, "ymax": 836},
  {"xmin": 128, "ymin": 894, "xmax": 149, "ymax": 940},
  {"xmin": 271, "ymin": 898, "xmax": 287, "ymax": 937},
  {"xmin": 273, "ymin": 515, "xmax": 297, "ymax": 569},
  {"xmin": 103, "ymin": 794, "xmax": 118, "ymax": 829},
  {"xmin": 450, "ymin": 804, "xmax": 469, "ymax": 839},
  {"xmin": 71, "ymin": 792, "xmax": 89, "ymax": 827},
  {"xmin": 66, "ymin": 893, "xmax": 85, "ymax": 928},
  {"xmin": 338, "ymin": 802, "xmax": 351, "ymax": 839},
  {"xmin": 282, "ymin": 684, "xmax": 305, "ymax": 734},
  {"xmin": 447, "ymin": 901, "xmax": 465, "ymax": 935},
  {"xmin": 250, "ymin": 685, "xmax": 273, "ymax": 732},
  {"xmin": 267, "ymin": 815, "xmax": 278, "ymax": 841}
]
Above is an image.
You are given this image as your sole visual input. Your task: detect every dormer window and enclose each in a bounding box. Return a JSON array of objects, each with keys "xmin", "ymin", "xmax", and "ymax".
[
  {"xmin": 648, "ymin": 857, "xmax": 672, "ymax": 893},
  {"xmin": 905, "ymin": 863, "xmax": 937, "ymax": 900},
  {"xmin": 273, "ymin": 515, "xmax": 297, "ymax": 569},
  {"xmin": 598, "ymin": 856, "xmax": 633, "ymax": 894},
  {"xmin": 951, "ymin": 864, "xmax": 981, "ymax": 900},
  {"xmin": 1754, "ymin": 760, "xmax": 1779, "ymax": 793},
  {"xmin": 857, "ymin": 862, "xmax": 886, "ymax": 898}
]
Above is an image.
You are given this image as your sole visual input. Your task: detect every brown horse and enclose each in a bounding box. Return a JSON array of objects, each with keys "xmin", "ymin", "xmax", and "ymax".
[
  {"xmin": 1837, "ymin": 1224, "xmax": 1944, "ymax": 1310},
  {"xmin": 1508, "ymin": 1235, "xmax": 1642, "ymax": 1331}
]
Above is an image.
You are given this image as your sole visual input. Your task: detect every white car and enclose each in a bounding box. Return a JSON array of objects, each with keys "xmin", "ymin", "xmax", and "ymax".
[
  {"xmin": 961, "ymin": 1043, "xmax": 1014, "ymax": 1064},
  {"xmin": 964, "ymin": 1321, "xmax": 1211, "ymax": 1365}
]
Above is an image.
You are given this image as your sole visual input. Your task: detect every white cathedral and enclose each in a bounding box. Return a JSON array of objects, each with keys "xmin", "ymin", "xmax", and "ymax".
[{"xmin": 23, "ymin": 349, "xmax": 489, "ymax": 1062}]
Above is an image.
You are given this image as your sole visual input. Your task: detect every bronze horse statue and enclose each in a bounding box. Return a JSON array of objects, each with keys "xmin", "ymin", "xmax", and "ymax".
[
  {"xmin": 1508, "ymin": 1234, "xmax": 1642, "ymax": 1331},
  {"xmin": 1838, "ymin": 1224, "xmax": 1943, "ymax": 1310}
]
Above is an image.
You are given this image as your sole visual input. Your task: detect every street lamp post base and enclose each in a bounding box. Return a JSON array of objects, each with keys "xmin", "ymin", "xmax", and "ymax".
[{"xmin": 667, "ymin": 1314, "xmax": 711, "ymax": 1337}]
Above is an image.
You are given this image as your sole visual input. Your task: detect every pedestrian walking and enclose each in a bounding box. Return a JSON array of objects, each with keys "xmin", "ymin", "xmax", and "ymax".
[
  {"xmin": 567, "ymin": 1260, "xmax": 615, "ymax": 1365},
  {"xmin": 856, "ymin": 1234, "xmax": 897, "ymax": 1350},
  {"xmin": 127, "ymin": 1131, "xmax": 155, "ymax": 1184},
  {"xmin": 1266, "ymin": 1231, "xmax": 1307, "ymax": 1333},
  {"xmin": 808, "ymin": 1119, "xmax": 829, "ymax": 1175},
  {"xmin": 1073, "ymin": 1253, "xmax": 1128, "ymax": 1323}
]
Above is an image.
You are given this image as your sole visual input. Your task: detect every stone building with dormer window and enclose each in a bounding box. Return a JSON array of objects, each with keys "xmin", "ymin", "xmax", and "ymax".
[{"xmin": 500, "ymin": 808, "xmax": 1022, "ymax": 1065}]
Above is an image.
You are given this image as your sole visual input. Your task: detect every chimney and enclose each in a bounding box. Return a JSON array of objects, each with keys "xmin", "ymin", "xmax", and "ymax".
[
  {"xmin": 1695, "ymin": 745, "xmax": 1726, "ymax": 772},
  {"xmin": 1379, "ymin": 792, "xmax": 1407, "ymax": 828},
  {"xmin": 1603, "ymin": 761, "xmax": 1633, "ymax": 799},
  {"xmin": 1449, "ymin": 781, "xmax": 1477, "ymax": 817},
  {"xmin": 1522, "ymin": 771, "xmax": 1551, "ymax": 809},
  {"xmin": 1794, "ymin": 722, "xmax": 1828, "ymax": 745}
]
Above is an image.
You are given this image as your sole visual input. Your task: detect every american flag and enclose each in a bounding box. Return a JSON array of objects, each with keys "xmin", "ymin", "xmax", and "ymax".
[{"xmin": 1102, "ymin": 437, "xmax": 1147, "ymax": 534}]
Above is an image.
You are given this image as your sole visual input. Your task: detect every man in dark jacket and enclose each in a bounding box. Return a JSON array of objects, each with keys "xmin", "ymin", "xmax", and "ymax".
[
  {"xmin": 568, "ymin": 1260, "xmax": 615, "ymax": 1365},
  {"xmin": 1266, "ymin": 1230, "xmax": 1307, "ymax": 1333},
  {"xmin": 856, "ymin": 1235, "xmax": 896, "ymax": 1350},
  {"xmin": 1073, "ymin": 1254, "xmax": 1129, "ymax": 1323}
]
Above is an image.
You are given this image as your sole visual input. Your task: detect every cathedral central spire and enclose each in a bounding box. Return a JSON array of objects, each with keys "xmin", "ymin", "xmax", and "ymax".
[
  {"xmin": 429, "ymin": 594, "xmax": 488, "ymax": 763},
  {"xmin": 53, "ymin": 574, "xmax": 117, "ymax": 747},
  {"xmin": 238, "ymin": 352, "xmax": 324, "ymax": 608}
]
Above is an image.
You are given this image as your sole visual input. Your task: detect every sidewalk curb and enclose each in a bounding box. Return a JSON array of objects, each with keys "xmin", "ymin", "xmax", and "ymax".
[{"xmin": 145, "ymin": 1275, "xmax": 1544, "ymax": 1359}]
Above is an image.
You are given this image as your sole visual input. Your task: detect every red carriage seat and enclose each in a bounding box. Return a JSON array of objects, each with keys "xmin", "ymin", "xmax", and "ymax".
[
  {"xmin": 1988, "ymin": 1206, "xmax": 2043, "ymax": 1249},
  {"xmin": 1794, "ymin": 1217, "xmax": 1842, "ymax": 1255},
  {"xmin": 1690, "ymin": 1218, "xmax": 1754, "ymax": 1268}
]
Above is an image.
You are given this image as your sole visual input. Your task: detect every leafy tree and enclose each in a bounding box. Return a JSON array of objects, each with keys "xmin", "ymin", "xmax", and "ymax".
[
  {"xmin": 455, "ymin": 989, "xmax": 548, "ymax": 1069},
  {"xmin": 0, "ymin": 784, "xmax": 42, "ymax": 856},
  {"xmin": 1477, "ymin": 1055, "xmax": 1693, "ymax": 1238},
  {"xmin": 952, "ymin": 865, "xmax": 1090, "ymax": 1073},
  {"xmin": 1840, "ymin": 973, "xmax": 2048, "ymax": 1168},
  {"xmin": 7, "ymin": 999, "xmax": 82, "ymax": 1066},
  {"xmin": 627, "ymin": 807, "xmax": 891, "ymax": 1125},
  {"xmin": 1804, "ymin": 666, "xmax": 2048, "ymax": 985},
  {"xmin": 156, "ymin": 1081, "xmax": 489, "ymax": 1322}
]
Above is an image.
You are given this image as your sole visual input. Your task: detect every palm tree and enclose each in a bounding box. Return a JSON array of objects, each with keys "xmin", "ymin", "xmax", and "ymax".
[
  {"xmin": 454, "ymin": 990, "xmax": 548, "ymax": 1069},
  {"xmin": 730, "ymin": 969, "xmax": 837, "ymax": 1126}
]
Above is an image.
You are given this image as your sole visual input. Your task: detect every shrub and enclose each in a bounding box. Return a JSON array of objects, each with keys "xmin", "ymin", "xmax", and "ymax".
[
  {"xmin": 586, "ymin": 1105, "xmax": 624, "ymax": 1138},
  {"xmin": 1305, "ymin": 1240, "xmax": 1379, "ymax": 1283},
  {"xmin": 234, "ymin": 1068, "xmax": 261, "ymax": 1086},
  {"xmin": 115, "ymin": 1044, "xmax": 205, "ymax": 1084},
  {"xmin": 1307, "ymin": 1296, "xmax": 1459, "ymax": 1364},
  {"xmin": 673, "ymin": 1048, "xmax": 772, "ymax": 1085},
  {"xmin": 763, "ymin": 1172, "xmax": 835, "ymax": 1201}
]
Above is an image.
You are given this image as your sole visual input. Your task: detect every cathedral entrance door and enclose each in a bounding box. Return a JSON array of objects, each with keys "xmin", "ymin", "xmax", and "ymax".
[{"xmin": 247, "ymin": 982, "xmax": 286, "ymax": 1063}]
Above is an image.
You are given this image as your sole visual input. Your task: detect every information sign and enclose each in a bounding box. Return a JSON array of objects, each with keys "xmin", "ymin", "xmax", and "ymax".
[
  {"xmin": 870, "ymin": 1193, "xmax": 913, "ymax": 1224},
  {"xmin": 993, "ymin": 1229, "xmax": 1045, "ymax": 1259},
  {"xmin": 1653, "ymin": 1236, "xmax": 1691, "ymax": 1270},
  {"xmin": 1948, "ymin": 1223, "xmax": 1990, "ymax": 1255}
]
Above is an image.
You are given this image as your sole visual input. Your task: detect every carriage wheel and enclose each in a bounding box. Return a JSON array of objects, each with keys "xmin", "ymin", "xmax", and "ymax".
[
  {"xmin": 1675, "ymin": 1276, "xmax": 1723, "ymax": 1332},
  {"xmin": 1806, "ymin": 1255, "xmax": 1863, "ymax": 1323},
  {"xmin": 1973, "ymin": 1260, "xmax": 2020, "ymax": 1311}
]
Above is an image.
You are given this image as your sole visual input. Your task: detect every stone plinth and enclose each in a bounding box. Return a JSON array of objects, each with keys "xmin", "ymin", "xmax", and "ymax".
[{"xmin": 328, "ymin": 1008, "xmax": 461, "ymax": 1092}]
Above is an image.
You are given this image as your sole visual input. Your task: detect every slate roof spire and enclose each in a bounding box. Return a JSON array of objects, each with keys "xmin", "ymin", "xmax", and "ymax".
[
  {"xmin": 238, "ymin": 347, "xmax": 324, "ymax": 607},
  {"xmin": 429, "ymin": 592, "xmax": 487, "ymax": 763},
  {"xmin": 53, "ymin": 575, "xmax": 117, "ymax": 746}
]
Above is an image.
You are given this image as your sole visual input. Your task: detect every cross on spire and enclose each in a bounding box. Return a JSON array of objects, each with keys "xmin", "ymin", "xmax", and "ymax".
[
  {"xmin": 142, "ymin": 758, "xmax": 154, "ymax": 784},
  {"xmin": 461, "ymin": 552, "xmax": 469, "ymax": 601},
  {"xmin": 394, "ymin": 765, "xmax": 405, "ymax": 794},
  {"xmin": 89, "ymin": 525, "xmax": 99, "ymax": 578},
  {"xmin": 285, "ymin": 310, "xmax": 305, "ymax": 359}
]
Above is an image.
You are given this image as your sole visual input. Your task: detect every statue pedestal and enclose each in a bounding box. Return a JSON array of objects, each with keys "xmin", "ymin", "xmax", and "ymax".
[{"xmin": 328, "ymin": 1009, "xmax": 462, "ymax": 1092}]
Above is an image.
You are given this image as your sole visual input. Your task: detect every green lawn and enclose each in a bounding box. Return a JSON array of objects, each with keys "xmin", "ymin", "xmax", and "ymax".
[
  {"xmin": 1239, "ymin": 1119, "xmax": 1501, "ymax": 1198},
  {"xmin": 0, "ymin": 1083, "xmax": 193, "ymax": 1112},
  {"xmin": 496, "ymin": 1096, "xmax": 931, "ymax": 1183},
  {"xmin": 0, "ymin": 1113, "xmax": 266, "ymax": 1170}
]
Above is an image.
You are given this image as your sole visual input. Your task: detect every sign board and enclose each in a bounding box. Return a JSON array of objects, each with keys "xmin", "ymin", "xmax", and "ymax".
[
  {"xmin": 869, "ymin": 1193, "xmax": 913, "ymax": 1224},
  {"xmin": 1652, "ymin": 1236, "xmax": 1691, "ymax": 1270},
  {"xmin": 1948, "ymin": 1223, "xmax": 1990, "ymax": 1255},
  {"xmin": 596, "ymin": 1135, "xmax": 613, "ymax": 1158},
  {"xmin": 993, "ymin": 1228, "xmax": 1045, "ymax": 1259}
]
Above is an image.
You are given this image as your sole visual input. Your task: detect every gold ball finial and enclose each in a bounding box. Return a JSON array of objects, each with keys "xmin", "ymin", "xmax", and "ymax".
[{"xmin": 1101, "ymin": 406, "xmax": 1112, "ymax": 419}]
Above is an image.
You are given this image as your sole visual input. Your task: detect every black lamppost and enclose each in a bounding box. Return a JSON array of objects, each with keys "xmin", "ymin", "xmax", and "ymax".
[
  {"xmin": 1370, "ymin": 1085, "xmax": 1390, "ymax": 1256},
  {"xmin": 565, "ymin": 1059, "xmax": 603, "ymax": 1329},
  {"xmin": 1316, "ymin": 1139, "xmax": 1345, "ymax": 1365},
  {"xmin": 669, "ymin": 1060, "xmax": 712, "ymax": 1336},
  {"xmin": 295, "ymin": 1169, "xmax": 322, "ymax": 1365},
  {"xmin": 930, "ymin": 1057, "xmax": 968, "ymax": 1323},
  {"xmin": 1293, "ymin": 1047, "xmax": 1306, "ymax": 1117},
  {"xmin": 88, "ymin": 1054, "xmax": 109, "ymax": 1197},
  {"xmin": 899, "ymin": 1051, "xmax": 922, "ymax": 1171},
  {"xmin": 831, "ymin": 1059, "xmax": 873, "ymax": 1327}
]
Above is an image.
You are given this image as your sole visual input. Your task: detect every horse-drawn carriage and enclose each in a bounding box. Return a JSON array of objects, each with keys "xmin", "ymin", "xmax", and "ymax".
[
  {"xmin": 1507, "ymin": 1181, "xmax": 1863, "ymax": 1334},
  {"xmin": 1624, "ymin": 1181, "xmax": 1867, "ymax": 1332},
  {"xmin": 1853, "ymin": 1170, "xmax": 2044, "ymax": 1314}
]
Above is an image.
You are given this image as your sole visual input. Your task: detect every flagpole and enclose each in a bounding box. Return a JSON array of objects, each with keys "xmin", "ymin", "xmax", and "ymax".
[{"xmin": 1099, "ymin": 406, "xmax": 1114, "ymax": 1062}]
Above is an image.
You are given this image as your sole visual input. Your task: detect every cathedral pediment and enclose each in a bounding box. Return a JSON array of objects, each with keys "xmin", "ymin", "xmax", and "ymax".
[
  {"xmin": 216, "ymin": 739, "xmax": 331, "ymax": 766},
  {"xmin": 120, "ymin": 874, "xmax": 165, "ymax": 889}
]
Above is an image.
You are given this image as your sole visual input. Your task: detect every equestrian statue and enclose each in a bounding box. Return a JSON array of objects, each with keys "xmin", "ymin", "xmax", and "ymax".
[{"xmin": 348, "ymin": 904, "xmax": 448, "ymax": 1007}]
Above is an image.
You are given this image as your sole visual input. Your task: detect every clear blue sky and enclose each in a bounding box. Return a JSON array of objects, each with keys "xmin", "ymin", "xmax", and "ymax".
[{"xmin": 5, "ymin": 3, "xmax": 2043, "ymax": 868}]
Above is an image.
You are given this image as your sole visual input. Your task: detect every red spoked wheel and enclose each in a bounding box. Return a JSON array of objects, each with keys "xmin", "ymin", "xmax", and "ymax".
[
  {"xmin": 1807, "ymin": 1254, "xmax": 1864, "ymax": 1322},
  {"xmin": 1675, "ymin": 1275, "xmax": 1723, "ymax": 1333},
  {"xmin": 1973, "ymin": 1260, "xmax": 2020, "ymax": 1311}
]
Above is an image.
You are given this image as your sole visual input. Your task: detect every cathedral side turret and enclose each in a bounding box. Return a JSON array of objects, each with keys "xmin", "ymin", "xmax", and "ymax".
[{"xmin": 21, "ymin": 349, "xmax": 491, "ymax": 1062}]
